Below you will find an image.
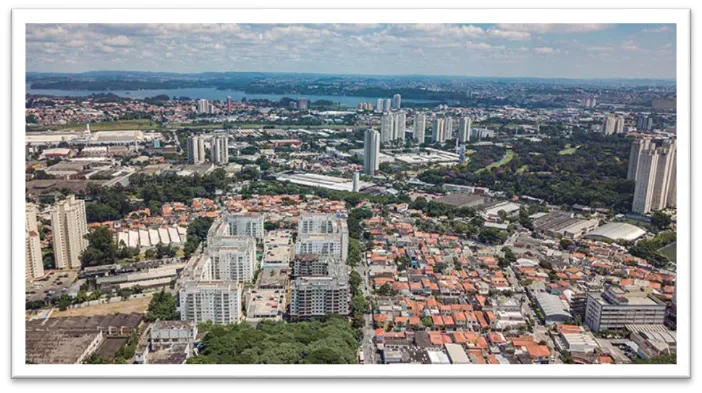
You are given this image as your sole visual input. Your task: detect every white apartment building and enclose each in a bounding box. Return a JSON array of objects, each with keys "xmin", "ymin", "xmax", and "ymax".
[
  {"xmin": 363, "ymin": 129, "xmax": 380, "ymax": 176},
  {"xmin": 25, "ymin": 204, "xmax": 44, "ymax": 280},
  {"xmin": 289, "ymin": 258, "xmax": 350, "ymax": 319},
  {"xmin": 296, "ymin": 213, "xmax": 349, "ymax": 262},
  {"xmin": 414, "ymin": 112, "xmax": 426, "ymax": 143},
  {"xmin": 392, "ymin": 93, "xmax": 401, "ymax": 109},
  {"xmin": 187, "ymin": 135, "xmax": 206, "ymax": 164},
  {"xmin": 149, "ymin": 320, "xmax": 198, "ymax": 351},
  {"xmin": 226, "ymin": 213, "xmax": 264, "ymax": 240},
  {"xmin": 207, "ymin": 217, "xmax": 257, "ymax": 283},
  {"xmin": 432, "ymin": 118, "xmax": 446, "ymax": 143},
  {"xmin": 210, "ymin": 134, "xmax": 229, "ymax": 164},
  {"xmin": 50, "ymin": 195, "xmax": 88, "ymax": 270},
  {"xmin": 458, "ymin": 117, "xmax": 471, "ymax": 143},
  {"xmin": 179, "ymin": 279, "xmax": 242, "ymax": 325},
  {"xmin": 631, "ymin": 139, "xmax": 676, "ymax": 214}
]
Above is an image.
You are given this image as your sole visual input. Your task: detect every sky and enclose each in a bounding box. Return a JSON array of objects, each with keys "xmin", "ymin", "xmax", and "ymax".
[{"xmin": 25, "ymin": 23, "xmax": 676, "ymax": 79}]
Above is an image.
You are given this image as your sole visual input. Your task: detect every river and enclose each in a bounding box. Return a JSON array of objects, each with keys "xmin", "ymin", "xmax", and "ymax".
[{"xmin": 25, "ymin": 85, "xmax": 436, "ymax": 108}]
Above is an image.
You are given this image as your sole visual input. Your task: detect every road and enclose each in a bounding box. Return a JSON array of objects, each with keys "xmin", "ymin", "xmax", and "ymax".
[{"xmin": 353, "ymin": 252, "xmax": 377, "ymax": 364}]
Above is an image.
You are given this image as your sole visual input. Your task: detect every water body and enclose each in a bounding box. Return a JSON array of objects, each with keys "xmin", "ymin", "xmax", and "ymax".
[{"xmin": 26, "ymin": 85, "xmax": 437, "ymax": 108}]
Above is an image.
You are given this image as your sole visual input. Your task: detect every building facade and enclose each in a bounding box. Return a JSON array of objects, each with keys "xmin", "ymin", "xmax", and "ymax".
[
  {"xmin": 296, "ymin": 213, "xmax": 349, "ymax": 262},
  {"xmin": 289, "ymin": 258, "xmax": 350, "ymax": 319},
  {"xmin": 179, "ymin": 280, "xmax": 242, "ymax": 324},
  {"xmin": 584, "ymin": 287, "xmax": 667, "ymax": 332},
  {"xmin": 210, "ymin": 134, "xmax": 229, "ymax": 164},
  {"xmin": 414, "ymin": 112, "xmax": 426, "ymax": 143},
  {"xmin": 50, "ymin": 195, "xmax": 88, "ymax": 270},
  {"xmin": 363, "ymin": 129, "xmax": 380, "ymax": 176},
  {"xmin": 25, "ymin": 204, "xmax": 45, "ymax": 280},
  {"xmin": 631, "ymin": 139, "xmax": 676, "ymax": 214},
  {"xmin": 187, "ymin": 135, "xmax": 206, "ymax": 164},
  {"xmin": 458, "ymin": 117, "xmax": 471, "ymax": 143},
  {"xmin": 226, "ymin": 213, "xmax": 264, "ymax": 240}
]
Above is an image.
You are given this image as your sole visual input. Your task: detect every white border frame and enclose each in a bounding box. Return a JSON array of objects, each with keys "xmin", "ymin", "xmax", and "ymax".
[{"xmin": 11, "ymin": 8, "xmax": 690, "ymax": 378}]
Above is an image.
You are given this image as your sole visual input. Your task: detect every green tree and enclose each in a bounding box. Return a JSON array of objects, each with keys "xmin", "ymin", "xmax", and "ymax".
[
  {"xmin": 145, "ymin": 290, "xmax": 178, "ymax": 322},
  {"xmin": 80, "ymin": 226, "xmax": 118, "ymax": 267},
  {"xmin": 651, "ymin": 211, "xmax": 672, "ymax": 231}
]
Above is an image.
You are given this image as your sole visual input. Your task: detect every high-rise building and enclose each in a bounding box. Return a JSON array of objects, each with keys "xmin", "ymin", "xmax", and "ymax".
[
  {"xmin": 615, "ymin": 115, "xmax": 626, "ymax": 134},
  {"xmin": 383, "ymin": 98, "xmax": 392, "ymax": 112},
  {"xmin": 627, "ymin": 139, "xmax": 652, "ymax": 181},
  {"xmin": 631, "ymin": 139, "xmax": 676, "ymax": 214},
  {"xmin": 296, "ymin": 213, "xmax": 349, "ymax": 262},
  {"xmin": 432, "ymin": 118, "xmax": 446, "ymax": 143},
  {"xmin": 458, "ymin": 144, "xmax": 467, "ymax": 164},
  {"xmin": 180, "ymin": 278, "xmax": 242, "ymax": 325},
  {"xmin": 363, "ymin": 129, "xmax": 380, "ymax": 176},
  {"xmin": 380, "ymin": 113, "xmax": 394, "ymax": 143},
  {"xmin": 187, "ymin": 135, "xmax": 206, "ymax": 164},
  {"xmin": 376, "ymin": 98, "xmax": 384, "ymax": 113},
  {"xmin": 458, "ymin": 117, "xmax": 471, "ymax": 143},
  {"xmin": 650, "ymin": 140, "xmax": 676, "ymax": 210},
  {"xmin": 392, "ymin": 94, "xmax": 401, "ymax": 109},
  {"xmin": 394, "ymin": 111, "xmax": 406, "ymax": 141},
  {"xmin": 352, "ymin": 172, "xmax": 360, "ymax": 193},
  {"xmin": 210, "ymin": 134, "xmax": 229, "ymax": 164},
  {"xmin": 636, "ymin": 115, "xmax": 653, "ymax": 131},
  {"xmin": 197, "ymin": 99, "xmax": 209, "ymax": 114},
  {"xmin": 25, "ymin": 204, "xmax": 44, "ymax": 280},
  {"xmin": 227, "ymin": 96, "xmax": 232, "ymax": 113},
  {"xmin": 446, "ymin": 117, "xmax": 454, "ymax": 139},
  {"xmin": 207, "ymin": 217, "xmax": 257, "ymax": 283},
  {"xmin": 602, "ymin": 114, "xmax": 617, "ymax": 135},
  {"xmin": 226, "ymin": 213, "xmax": 264, "ymax": 240},
  {"xmin": 290, "ymin": 256, "xmax": 349, "ymax": 319},
  {"xmin": 297, "ymin": 99, "xmax": 309, "ymax": 110},
  {"xmin": 50, "ymin": 195, "xmax": 88, "ymax": 270},
  {"xmin": 414, "ymin": 112, "xmax": 426, "ymax": 143},
  {"xmin": 632, "ymin": 148, "xmax": 659, "ymax": 214}
]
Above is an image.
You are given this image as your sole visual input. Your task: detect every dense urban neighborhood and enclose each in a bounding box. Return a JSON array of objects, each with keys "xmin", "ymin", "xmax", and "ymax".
[{"xmin": 24, "ymin": 69, "xmax": 677, "ymax": 366}]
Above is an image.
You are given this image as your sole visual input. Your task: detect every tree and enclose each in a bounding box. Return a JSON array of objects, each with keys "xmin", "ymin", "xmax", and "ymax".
[
  {"xmin": 80, "ymin": 226, "xmax": 118, "ymax": 267},
  {"xmin": 145, "ymin": 290, "xmax": 178, "ymax": 322},
  {"xmin": 651, "ymin": 211, "xmax": 672, "ymax": 231},
  {"xmin": 144, "ymin": 248, "xmax": 156, "ymax": 260}
]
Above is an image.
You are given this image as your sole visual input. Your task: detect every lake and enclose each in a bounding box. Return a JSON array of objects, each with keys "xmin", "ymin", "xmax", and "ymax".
[{"xmin": 25, "ymin": 85, "xmax": 437, "ymax": 108}]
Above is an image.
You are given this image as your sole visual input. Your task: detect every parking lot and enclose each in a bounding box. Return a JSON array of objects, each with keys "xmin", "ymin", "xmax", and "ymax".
[{"xmin": 25, "ymin": 270, "xmax": 78, "ymax": 303}]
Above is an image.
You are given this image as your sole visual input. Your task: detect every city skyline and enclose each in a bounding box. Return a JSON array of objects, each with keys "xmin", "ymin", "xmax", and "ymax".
[{"xmin": 26, "ymin": 23, "xmax": 676, "ymax": 79}]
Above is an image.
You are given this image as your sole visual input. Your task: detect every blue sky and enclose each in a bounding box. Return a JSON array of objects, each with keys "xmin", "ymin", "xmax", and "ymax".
[{"xmin": 25, "ymin": 23, "xmax": 676, "ymax": 79}]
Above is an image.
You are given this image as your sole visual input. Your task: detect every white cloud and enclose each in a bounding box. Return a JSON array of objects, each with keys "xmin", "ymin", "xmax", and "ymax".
[
  {"xmin": 487, "ymin": 28, "xmax": 531, "ymax": 41},
  {"xmin": 105, "ymin": 35, "xmax": 131, "ymax": 46},
  {"xmin": 534, "ymin": 47, "xmax": 558, "ymax": 54},
  {"xmin": 620, "ymin": 40, "xmax": 641, "ymax": 52},
  {"xmin": 496, "ymin": 23, "xmax": 611, "ymax": 34},
  {"xmin": 643, "ymin": 26, "xmax": 673, "ymax": 33}
]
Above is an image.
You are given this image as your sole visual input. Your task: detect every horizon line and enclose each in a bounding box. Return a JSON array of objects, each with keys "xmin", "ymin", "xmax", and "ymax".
[{"xmin": 25, "ymin": 69, "xmax": 677, "ymax": 82}]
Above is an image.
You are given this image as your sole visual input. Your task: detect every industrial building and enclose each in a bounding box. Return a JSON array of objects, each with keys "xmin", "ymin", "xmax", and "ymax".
[
  {"xmin": 584, "ymin": 287, "xmax": 667, "ymax": 332},
  {"xmin": 583, "ymin": 222, "xmax": 646, "ymax": 243}
]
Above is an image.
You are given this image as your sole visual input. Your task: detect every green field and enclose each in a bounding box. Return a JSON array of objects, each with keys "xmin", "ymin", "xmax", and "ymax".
[
  {"xmin": 28, "ymin": 119, "xmax": 160, "ymax": 132},
  {"xmin": 516, "ymin": 164, "xmax": 529, "ymax": 174},
  {"xmin": 659, "ymin": 242, "xmax": 677, "ymax": 263},
  {"xmin": 475, "ymin": 149, "xmax": 515, "ymax": 174},
  {"xmin": 558, "ymin": 144, "xmax": 582, "ymax": 155}
]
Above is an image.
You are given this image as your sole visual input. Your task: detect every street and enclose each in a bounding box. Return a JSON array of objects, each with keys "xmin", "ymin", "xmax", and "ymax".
[{"xmin": 353, "ymin": 252, "xmax": 377, "ymax": 364}]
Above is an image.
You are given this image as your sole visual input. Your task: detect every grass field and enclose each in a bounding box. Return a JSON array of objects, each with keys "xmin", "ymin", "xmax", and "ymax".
[
  {"xmin": 475, "ymin": 149, "xmax": 515, "ymax": 174},
  {"xmin": 558, "ymin": 144, "xmax": 582, "ymax": 155},
  {"xmin": 659, "ymin": 242, "xmax": 677, "ymax": 263},
  {"xmin": 51, "ymin": 295, "xmax": 153, "ymax": 318},
  {"xmin": 28, "ymin": 119, "xmax": 160, "ymax": 132},
  {"xmin": 516, "ymin": 164, "xmax": 529, "ymax": 174}
]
